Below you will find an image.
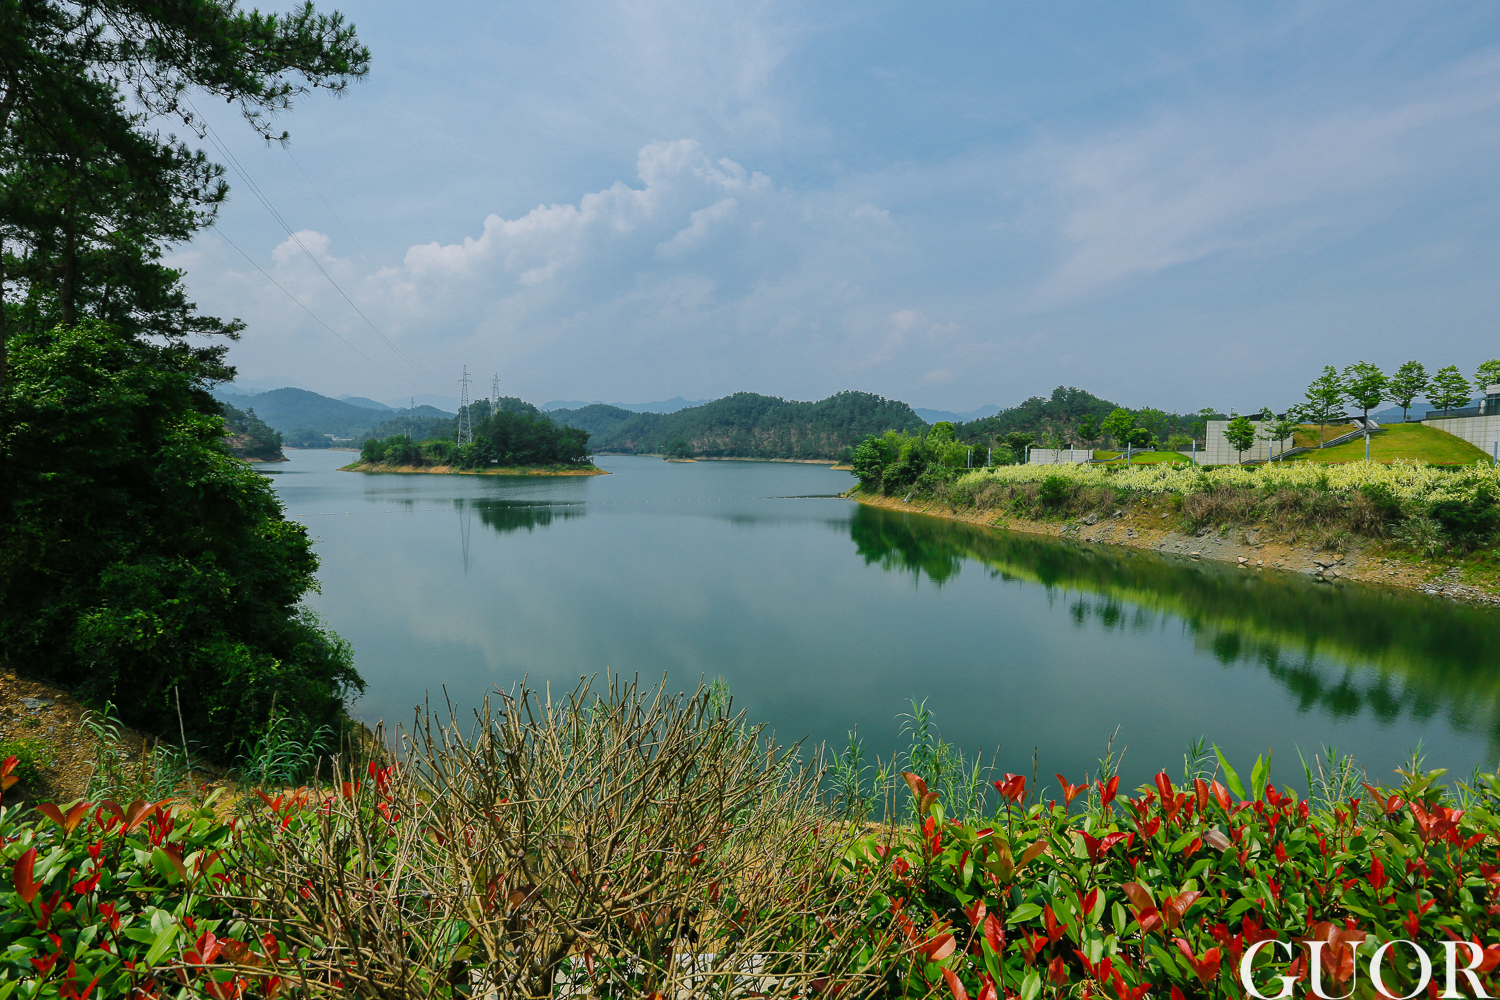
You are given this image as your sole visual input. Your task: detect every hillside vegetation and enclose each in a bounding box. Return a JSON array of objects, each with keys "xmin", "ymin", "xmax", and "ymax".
[
  {"xmin": 356, "ymin": 400, "xmax": 593, "ymax": 470},
  {"xmin": 218, "ymin": 401, "xmax": 284, "ymax": 461},
  {"xmin": 550, "ymin": 390, "xmax": 927, "ymax": 460}
]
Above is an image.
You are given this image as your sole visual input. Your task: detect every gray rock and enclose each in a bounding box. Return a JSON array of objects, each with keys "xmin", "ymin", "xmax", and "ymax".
[
  {"xmin": 1112, "ymin": 510, "xmax": 1124, "ymax": 519},
  {"xmin": 20, "ymin": 697, "xmax": 53, "ymax": 710},
  {"xmin": 1082, "ymin": 513, "xmax": 1099, "ymax": 525}
]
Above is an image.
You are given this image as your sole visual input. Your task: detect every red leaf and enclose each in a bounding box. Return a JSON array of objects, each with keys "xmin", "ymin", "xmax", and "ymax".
[
  {"xmin": 918, "ymin": 933, "xmax": 957, "ymax": 962},
  {"xmin": 983, "ymin": 913, "xmax": 1004, "ymax": 955},
  {"xmin": 12, "ymin": 848, "xmax": 40, "ymax": 903},
  {"xmin": 35, "ymin": 803, "xmax": 92, "ymax": 835},
  {"xmin": 943, "ymin": 967, "xmax": 969, "ymax": 1000},
  {"xmin": 902, "ymin": 772, "xmax": 930, "ymax": 799}
]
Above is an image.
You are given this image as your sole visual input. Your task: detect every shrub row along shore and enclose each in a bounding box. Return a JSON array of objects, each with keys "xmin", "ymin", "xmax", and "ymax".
[
  {"xmin": 848, "ymin": 457, "xmax": 1500, "ymax": 601},
  {"xmin": 1, "ymin": 679, "xmax": 1496, "ymax": 999}
]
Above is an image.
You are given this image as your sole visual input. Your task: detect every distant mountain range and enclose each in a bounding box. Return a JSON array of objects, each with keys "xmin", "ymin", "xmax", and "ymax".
[
  {"xmin": 211, "ymin": 386, "xmax": 454, "ymax": 441},
  {"xmin": 541, "ymin": 396, "xmax": 710, "ymax": 414},
  {"xmin": 912, "ymin": 405, "xmax": 1001, "ymax": 424},
  {"xmin": 548, "ymin": 391, "xmax": 927, "ymax": 460},
  {"xmin": 210, "ymin": 381, "xmax": 1034, "ymax": 457},
  {"xmin": 337, "ymin": 395, "xmax": 395, "ymax": 411}
]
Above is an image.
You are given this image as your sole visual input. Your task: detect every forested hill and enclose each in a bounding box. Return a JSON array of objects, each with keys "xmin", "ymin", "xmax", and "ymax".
[
  {"xmin": 211, "ymin": 387, "xmax": 454, "ymax": 442},
  {"xmin": 549, "ymin": 391, "xmax": 928, "ymax": 460}
]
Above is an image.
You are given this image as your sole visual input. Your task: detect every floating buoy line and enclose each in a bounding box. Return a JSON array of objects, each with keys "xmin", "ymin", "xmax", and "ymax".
[{"xmin": 289, "ymin": 495, "xmax": 846, "ymax": 517}]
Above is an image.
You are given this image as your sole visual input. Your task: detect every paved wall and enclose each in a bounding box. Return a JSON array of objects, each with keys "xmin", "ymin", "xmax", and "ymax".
[
  {"xmin": 1027, "ymin": 448, "xmax": 1095, "ymax": 465},
  {"xmin": 1422, "ymin": 414, "xmax": 1500, "ymax": 461},
  {"xmin": 1202, "ymin": 420, "xmax": 1295, "ymax": 465}
]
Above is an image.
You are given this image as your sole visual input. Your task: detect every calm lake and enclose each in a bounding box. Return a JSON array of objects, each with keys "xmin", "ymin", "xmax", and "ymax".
[{"xmin": 263, "ymin": 450, "xmax": 1500, "ymax": 792}]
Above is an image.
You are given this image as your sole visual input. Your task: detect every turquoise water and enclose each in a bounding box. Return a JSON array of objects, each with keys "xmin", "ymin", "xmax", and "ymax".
[{"xmin": 262, "ymin": 450, "xmax": 1500, "ymax": 792}]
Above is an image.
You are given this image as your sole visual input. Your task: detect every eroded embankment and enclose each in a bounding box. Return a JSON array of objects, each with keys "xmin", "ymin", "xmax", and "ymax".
[{"xmin": 848, "ymin": 490, "xmax": 1500, "ymax": 607}]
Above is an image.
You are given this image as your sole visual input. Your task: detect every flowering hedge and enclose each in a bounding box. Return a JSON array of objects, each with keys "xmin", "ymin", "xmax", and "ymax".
[
  {"xmin": 950, "ymin": 460, "xmax": 1500, "ymax": 506},
  {"xmin": 856, "ymin": 760, "xmax": 1500, "ymax": 1000}
]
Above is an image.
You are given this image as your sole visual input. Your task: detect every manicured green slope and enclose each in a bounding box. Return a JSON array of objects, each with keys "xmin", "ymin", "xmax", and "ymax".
[{"xmin": 1291, "ymin": 422, "xmax": 1491, "ymax": 465}]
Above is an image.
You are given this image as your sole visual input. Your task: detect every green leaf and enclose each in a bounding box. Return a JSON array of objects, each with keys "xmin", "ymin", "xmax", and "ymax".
[
  {"xmin": 1214, "ymin": 747, "xmax": 1245, "ymax": 800},
  {"xmin": 1008, "ymin": 903, "xmax": 1043, "ymax": 924},
  {"xmin": 144, "ymin": 924, "xmax": 178, "ymax": 967},
  {"xmin": 1169, "ymin": 831, "xmax": 1199, "ymax": 853},
  {"xmin": 1225, "ymin": 898, "xmax": 1258, "ymax": 919},
  {"xmin": 1021, "ymin": 970, "xmax": 1042, "ymax": 1000},
  {"xmin": 1251, "ymin": 751, "xmax": 1271, "ymax": 801}
]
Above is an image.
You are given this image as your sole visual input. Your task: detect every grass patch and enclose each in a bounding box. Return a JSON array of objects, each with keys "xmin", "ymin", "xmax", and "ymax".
[
  {"xmin": 1290, "ymin": 423, "xmax": 1491, "ymax": 465},
  {"xmin": 1114, "ymin": 450, "xmax": 1191, "ymax": 465},
  {"xmin": 0, "ymin": 737, "xmax": 51, "ymax": 784},
  {"xmin": 1292, "ymin": 422, "xmax": 1357, "ymax": 448}
]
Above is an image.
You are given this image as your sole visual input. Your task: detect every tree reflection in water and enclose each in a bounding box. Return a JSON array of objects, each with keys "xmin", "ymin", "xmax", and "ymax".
[{"xmin": 849, "ymin": 504, "xmax": 1500, "ymax": 750}]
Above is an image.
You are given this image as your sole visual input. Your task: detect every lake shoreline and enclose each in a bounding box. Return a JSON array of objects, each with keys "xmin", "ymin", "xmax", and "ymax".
[
  {"xmin": 338, "ymin": 462, "xmax": 609, "ymax": 476},
  {"xmin": 847, "ymin": 489, "xmax": 1500, "ymax": 607}
]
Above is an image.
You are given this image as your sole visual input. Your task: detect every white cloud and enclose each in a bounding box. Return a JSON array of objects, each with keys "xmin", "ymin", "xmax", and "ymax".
[{"xmin": 1030, "ymin": 48, "xmax": 1500, "ymax": 306}]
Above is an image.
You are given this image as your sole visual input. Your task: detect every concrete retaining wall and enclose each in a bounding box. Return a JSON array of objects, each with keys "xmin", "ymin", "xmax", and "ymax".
[
  {"xmin": 1027, "ymin": 448, "xmax": 1095, "ymax": 465},
  {"xmin": 1202, "ymin": 420, "xmax": 1295, "ymax": 465},
  {"xmin": 1421, "ymin": 414, "xmax": 1500, "ymax": 461}
]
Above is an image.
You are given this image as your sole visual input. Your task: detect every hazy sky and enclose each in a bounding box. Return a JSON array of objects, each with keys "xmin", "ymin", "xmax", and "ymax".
[{"xmin": 174, "ymin": 1, "xmax": 1500, "ymax": 412}]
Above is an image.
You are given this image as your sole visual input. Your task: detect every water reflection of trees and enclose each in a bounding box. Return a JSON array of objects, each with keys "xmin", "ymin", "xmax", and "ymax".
[
  {"xmin": 850, "ymin": 504, "xmax": 1500, "ymax": 747},
  {"xmin": 471, "ymin": 501, "xmax": 585, "ymax": 535}
]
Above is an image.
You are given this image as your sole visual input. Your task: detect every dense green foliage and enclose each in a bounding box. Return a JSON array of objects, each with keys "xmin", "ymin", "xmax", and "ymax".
[
  {"xmin": 0, "ymin": 324, "xmax": 362, "ymax": 758},
  {"xmin": 0, "ymin": 0, "xmax": 369, "ymax": 760},
  {"xmin": 281, "ymin": 425, "xmax": 333, "ymax": 448},
  {"xmin": 359, "ymin": 400, "xmax": 592, "ymax": 469},
  {"xmin": 851, "ymin": 424, "xmax": 1015, "ymax": 495},
  {"xmin": 846, "ymin": 748, "xmax": 1500, "ymax": 1000},
  {"xmin": 955, "ymin": 387, "xmax": 1216, "ymax": 451},
  {"xmin": 551, "ymin": 390, "xmax": 927, "ymax": 460},
  {"xmin": 218, "ymin": 400, "xmax": 283, "ymax": 460},
  {"xmin": 5, "ymin": 708, "xmax": 1500, "ymax": 999}
]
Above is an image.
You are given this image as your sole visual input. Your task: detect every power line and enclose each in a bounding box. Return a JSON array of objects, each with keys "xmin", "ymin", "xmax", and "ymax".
[
  {"xmin": 186, "ymin": 99, "xmax": 450, "ymax": 391},
  {"xmin": 210, "ymin": 224, "xmax": 439, "ymax": 390},
  {"xmin": 284, "ymin": 146, "xmax": 375, "ymax": 269}
]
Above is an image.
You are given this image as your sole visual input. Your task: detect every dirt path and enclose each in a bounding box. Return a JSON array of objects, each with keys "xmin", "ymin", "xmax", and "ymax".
[
  {"xmin": 849, "ymin": 492, "xmax": 1500, "ymax": 608},
  {"xmin": 0, "ymin": 671, "xmax": 159, "ymax": 804}
]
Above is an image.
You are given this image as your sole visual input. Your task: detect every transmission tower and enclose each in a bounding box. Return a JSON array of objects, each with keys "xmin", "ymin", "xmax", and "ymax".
[
  {"xmin": 491, "ymin": 372, "xmax": 500, "ymax": 408},
  {"xmin": 457, "ymin": 366, "xmax": 473, "ymax": 445}
]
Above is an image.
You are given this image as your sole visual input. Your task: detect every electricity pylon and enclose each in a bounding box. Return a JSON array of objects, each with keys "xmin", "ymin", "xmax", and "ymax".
[{"xmin": 458, "ymin": 366, "xmax": 473, "ymax": 445}]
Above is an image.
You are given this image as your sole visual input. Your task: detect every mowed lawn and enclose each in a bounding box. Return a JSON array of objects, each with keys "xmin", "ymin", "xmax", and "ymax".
[
  {"xmin": 1093, "ymin": 450, "xmax": 1192, "ymax": 465},
  {"xmin": 1289, "ymin": 423, "xmax": 1491, "ymax": 464}
]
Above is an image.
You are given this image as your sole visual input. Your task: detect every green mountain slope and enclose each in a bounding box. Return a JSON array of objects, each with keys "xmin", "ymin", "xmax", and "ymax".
[
  {"xmin": 213, "ymin": 387, "xmax": 453, "ymax": 440},
  {"xmin": 550, "ymin": 391, "xmax": 927, "ymax": 460}
]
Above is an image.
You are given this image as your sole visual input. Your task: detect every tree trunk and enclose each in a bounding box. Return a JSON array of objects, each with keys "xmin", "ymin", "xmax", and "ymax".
[
  {"xmin": 60, "ymin": 217, "xmax": 77, "ymax": 327},
  {"xmin": 0, "ymin": 237, "xmax": 6, "ymax": 391}
]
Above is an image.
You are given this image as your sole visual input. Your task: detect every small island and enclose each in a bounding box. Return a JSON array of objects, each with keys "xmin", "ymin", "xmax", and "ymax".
[{"xmin": 341, "ymin": 402, "xmax": 606, "ymax": 476}]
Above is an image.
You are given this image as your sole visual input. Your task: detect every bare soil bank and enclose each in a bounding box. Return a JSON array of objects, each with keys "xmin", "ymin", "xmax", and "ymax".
[
  {"xmin": 339, "ymin": 463, "xmax": 608, "ymax": 476},
  {"xmin": 849, "ymin": 491, "xmax": 1500, "ymax": 608}
]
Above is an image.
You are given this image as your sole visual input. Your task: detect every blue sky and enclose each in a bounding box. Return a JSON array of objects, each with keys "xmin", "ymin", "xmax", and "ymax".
[{"xmin": 174, "ymin": 1, "xmax": 1500, "ymax": 412}]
